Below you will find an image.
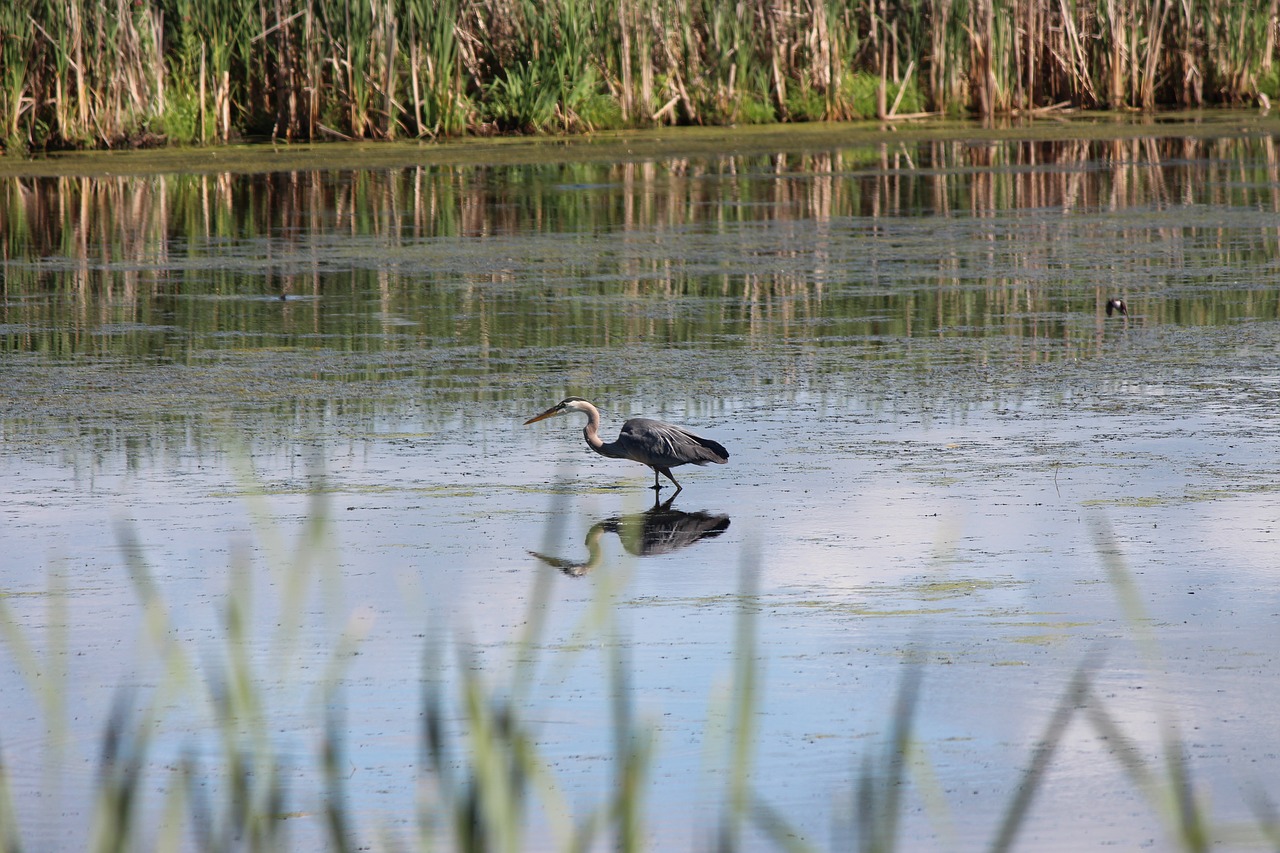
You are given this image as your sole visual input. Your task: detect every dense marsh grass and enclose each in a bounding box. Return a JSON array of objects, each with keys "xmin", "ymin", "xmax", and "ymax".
[{"xmin": 1, "ymin": 0, "xmax": 1279, "ymax": 152}]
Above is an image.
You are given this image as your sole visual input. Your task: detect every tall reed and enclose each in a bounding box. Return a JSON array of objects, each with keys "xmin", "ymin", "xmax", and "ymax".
[
  {"xmin": 0, "ymin": 2, "xmax": 32, "ymax": 150},
  {"xmin": 404, "ymin": 0, "xmax": 471, "ymax": 137},
  {"xmin": 3, "ymin": 0, "xmax": 1279, "ymax": 150}
]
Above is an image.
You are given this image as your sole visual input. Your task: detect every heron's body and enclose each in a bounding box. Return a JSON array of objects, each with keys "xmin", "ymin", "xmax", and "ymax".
[{"xmin": 524, "ymin": 397, "xmax": 728, "ymax": 493}]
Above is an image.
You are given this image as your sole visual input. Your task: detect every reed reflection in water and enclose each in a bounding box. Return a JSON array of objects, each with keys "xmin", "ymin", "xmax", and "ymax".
[{"xmin": 4, "ymin": 133, "xmax": 1280, "ymax": 372}]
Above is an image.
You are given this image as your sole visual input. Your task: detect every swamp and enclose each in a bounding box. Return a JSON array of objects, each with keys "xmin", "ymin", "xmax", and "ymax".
[{"xmin": 2, "ymin": 113, "xmax": 1280, "ymax": 850}]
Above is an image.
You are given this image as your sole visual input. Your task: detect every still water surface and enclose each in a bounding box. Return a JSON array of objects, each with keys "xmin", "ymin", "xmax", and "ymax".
[{"xmin": 3, "ymin": 120, "xmax": 1280, "ymax": 849}]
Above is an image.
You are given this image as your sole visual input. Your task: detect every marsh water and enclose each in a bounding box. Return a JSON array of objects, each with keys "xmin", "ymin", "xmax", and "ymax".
[{"xmin": 3, "ymin": 116, "xmax": 1280, "ymax": 849}]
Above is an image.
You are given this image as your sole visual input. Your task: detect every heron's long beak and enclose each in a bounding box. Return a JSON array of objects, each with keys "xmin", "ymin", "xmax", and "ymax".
[{"xmin": 523, "ymin": 405, "xmax": 563, "ymax": 425}]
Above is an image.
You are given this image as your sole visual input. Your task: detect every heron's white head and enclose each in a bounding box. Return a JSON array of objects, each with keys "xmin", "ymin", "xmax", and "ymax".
[{"xmin": 524, "ymin": 397, "xmax": 592, "ymax": 425}]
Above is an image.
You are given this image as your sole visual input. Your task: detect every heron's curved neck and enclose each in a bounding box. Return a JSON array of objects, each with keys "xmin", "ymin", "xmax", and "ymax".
[{"xmin": 579, "ymin": 402, "xmax": 606, "ymax": 452}]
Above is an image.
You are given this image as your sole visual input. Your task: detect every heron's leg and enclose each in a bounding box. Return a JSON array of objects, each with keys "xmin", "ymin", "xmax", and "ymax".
[
  {"xmin": 657, "ymin": 467, "xmax": 682, "ymax": 495},
  {"xmin": 651, "ymin": 468, "xmax": 663, "ymax": 491}
]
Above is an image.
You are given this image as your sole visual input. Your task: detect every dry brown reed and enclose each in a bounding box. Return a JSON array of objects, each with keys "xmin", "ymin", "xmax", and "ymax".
[{"xmin": 2, "ymin": 0, "xmax": 1278, "ymax": 151}]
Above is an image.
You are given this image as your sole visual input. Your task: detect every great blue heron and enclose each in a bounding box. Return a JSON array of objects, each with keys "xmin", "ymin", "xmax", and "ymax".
[{"xmin": 523, "ymin": 397, "xmax": 729, "ymax": 493}]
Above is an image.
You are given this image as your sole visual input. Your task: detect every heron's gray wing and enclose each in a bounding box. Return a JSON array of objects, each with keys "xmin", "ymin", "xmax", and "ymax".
[{"xmin": 616, "ymin": 418, "xmax": 729, "ymax": 467}]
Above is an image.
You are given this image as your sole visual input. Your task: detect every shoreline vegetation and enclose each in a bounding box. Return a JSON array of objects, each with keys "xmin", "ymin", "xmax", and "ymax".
[{"xmin": 2, "ymin": 0, "xmax": 1279, "ymax": 155}]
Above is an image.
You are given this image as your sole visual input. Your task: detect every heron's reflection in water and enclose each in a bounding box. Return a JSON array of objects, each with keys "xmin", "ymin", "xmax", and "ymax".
[{"xmin": 529, "ymin": 496, "xmax": 731, "ymax": 577}]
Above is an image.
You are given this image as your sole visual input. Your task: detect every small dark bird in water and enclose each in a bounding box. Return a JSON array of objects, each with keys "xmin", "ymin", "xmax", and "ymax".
[
  {"xmin": 1106, "ymin": 298, "xmax": 1128, "ymax": 317},
  {"xmin": 524, "ymin": 397, "xmax": 729, "ymax": 493}
]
